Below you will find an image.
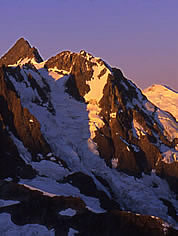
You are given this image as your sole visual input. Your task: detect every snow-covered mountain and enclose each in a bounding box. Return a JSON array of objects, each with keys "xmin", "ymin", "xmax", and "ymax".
[
  {"xmin": 0, "ymin": 38, "xmax": 177, "ymax": 236},
  {"xmin": 143, "ymin": 84, "xmax": 178, "ymax": 121}
]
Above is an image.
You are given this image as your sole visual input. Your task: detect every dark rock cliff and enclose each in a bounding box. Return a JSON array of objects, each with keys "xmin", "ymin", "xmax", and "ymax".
[{"xmin": 0, "ymin": 180, "xmax": 177, "ymax": 236}]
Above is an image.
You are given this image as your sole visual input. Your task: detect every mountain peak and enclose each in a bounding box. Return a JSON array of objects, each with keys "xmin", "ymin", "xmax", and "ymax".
[
  {"xmin": 0, "ymin": 38, "xmax": 43, "ymax": 66},
  {"xmin": 15, "ymin": 37, "xmax": 31, "ymax": 47}
]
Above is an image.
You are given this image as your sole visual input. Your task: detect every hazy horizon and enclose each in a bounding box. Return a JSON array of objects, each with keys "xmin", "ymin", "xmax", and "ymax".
[{"xmin": 0, "ymin": 0, "xmax": 177, "ymax": 90}]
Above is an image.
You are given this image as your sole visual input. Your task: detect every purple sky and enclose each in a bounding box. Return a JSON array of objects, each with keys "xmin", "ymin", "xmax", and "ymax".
[{"xmin": 0, "ymin": 0, "xmax": 177, "ymax": 90}]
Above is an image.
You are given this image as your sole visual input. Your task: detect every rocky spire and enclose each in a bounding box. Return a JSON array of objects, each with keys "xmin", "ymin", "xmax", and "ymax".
[{"xmin": 0, "ymin": 38, "xmax": 43, "ymax": 66}]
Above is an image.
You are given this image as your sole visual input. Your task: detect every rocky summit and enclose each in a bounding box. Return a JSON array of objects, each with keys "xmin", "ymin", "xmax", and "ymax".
[{"xmin": 0, "ymin": 38, "xmax": 177, "ymax": 236}]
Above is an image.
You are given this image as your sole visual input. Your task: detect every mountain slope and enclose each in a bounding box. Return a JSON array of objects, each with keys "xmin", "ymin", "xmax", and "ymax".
[
  {"xmin": 0, "ymin": 39, "xmax": 177, "ymax": 235},
  {"xmin": 45, "ymin": 50, "xmax": 178, "ymax": 173},
  {"xmin": 143, "ymin": 84, "xmax": 178, "ymax": 121}
]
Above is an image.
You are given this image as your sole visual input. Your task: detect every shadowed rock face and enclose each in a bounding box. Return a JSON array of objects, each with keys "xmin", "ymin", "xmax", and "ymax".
[
  {"xmin": 0, "ymin": 181, "xmax": 177, "ymax": 236},
  {"xmin": 5, "ymin": 64, "xmax": 55, "ymax": 115},
  {"xmin": 0, "ymin": 121, "xmax": 36, "ymax": 180},
  {"xmin": 63, "ymin": 172, "xmax": 120, "ymax": 211},
  {"xmin": 0, "ymin": 38, "xmax": 43, "ymax": 66},
  {"xmin": 0, "ymin": 67, "xmax": 50, "ymax": 156}
]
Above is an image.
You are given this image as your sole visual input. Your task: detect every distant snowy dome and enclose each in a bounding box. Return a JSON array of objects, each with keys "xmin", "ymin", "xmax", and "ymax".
[{"xmin": 143, "ymin": 84, "xmax": 178, "ymax": 121}]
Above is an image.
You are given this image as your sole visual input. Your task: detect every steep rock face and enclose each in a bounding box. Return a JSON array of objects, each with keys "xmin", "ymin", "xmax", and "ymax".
[
  {"xmin": 0, "ymin": 38, "xmax": 43, "ymax": 66},
  {"xmin": 45, "ymin": 50, "xmax": 96, "ymax": 101},
  {"xmin": 0, "ymin": 66, "xmax": 50, "ymax": 157}
]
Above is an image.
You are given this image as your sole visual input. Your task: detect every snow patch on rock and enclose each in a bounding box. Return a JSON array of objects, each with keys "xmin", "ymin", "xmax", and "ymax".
[
  {"xmin": 133, "ymin": 119, "xmax": 147, "ymax": 137},
  {"xmin": 59, "ymin": 208, "xmax": 76, "ymax": 216},
  {"xmin": 0, "ymin": 200, "xmax": 20, "ymax": 207},
  {"xmin": 68, "ymin": 227, "xmax": 79, "ymax": 236}
]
